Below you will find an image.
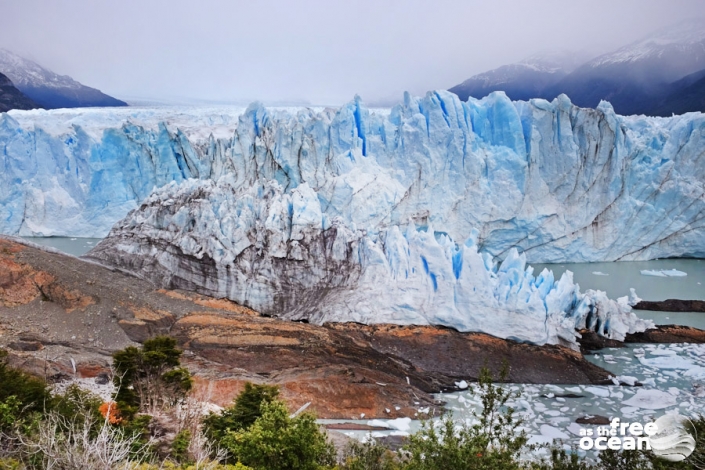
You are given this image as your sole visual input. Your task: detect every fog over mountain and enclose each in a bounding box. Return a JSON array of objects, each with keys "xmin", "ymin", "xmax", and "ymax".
[
  {"xmin": 0, "ymin": 49, "xmax": 126, "ymax": 109},
  {"xmin": 0, "ymin": 0, "xmax": 703, "ymax": 105},
  {"xmin": 450, "ymin": 19, "xmax": 705, "ymax": 116}
]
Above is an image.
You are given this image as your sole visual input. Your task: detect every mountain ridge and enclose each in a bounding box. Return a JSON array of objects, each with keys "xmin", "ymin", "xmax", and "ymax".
[
  {"xmin": 449, "ymin": 19, "xmax": 705, "ymax": 116},
  {"xmin": 0, "ymin": 49, "xmax": 127, "ymax": 109},
  {"xmin": 0, "ymin": 71, "xmax": 37, "ymax": 112}
]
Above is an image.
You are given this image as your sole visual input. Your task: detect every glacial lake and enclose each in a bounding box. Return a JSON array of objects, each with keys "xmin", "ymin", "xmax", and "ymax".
[{"xmin": 21, "ymin": 237, "xmax": 103, "ymax": 257}]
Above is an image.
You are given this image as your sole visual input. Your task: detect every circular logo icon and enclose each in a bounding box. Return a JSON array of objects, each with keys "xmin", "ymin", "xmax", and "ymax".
[{"xmin": 650, "ymin": 414, "xmax": 697, "ymax": 462}]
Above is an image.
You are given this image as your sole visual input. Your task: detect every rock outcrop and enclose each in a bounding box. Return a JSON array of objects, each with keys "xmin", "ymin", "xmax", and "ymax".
[{"xmin": 0, "ymin": 237, "xmax": 621, "ymax": 418}]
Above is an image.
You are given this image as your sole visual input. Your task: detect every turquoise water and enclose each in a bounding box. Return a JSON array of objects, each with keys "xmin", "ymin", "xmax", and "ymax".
[
  {"xmin": 20, "ymin": 237, "xmax": 103, "ymax": 257},
  {"xmin": 532, "ymin": 259, "xmax": 705, "ymax": 301}
]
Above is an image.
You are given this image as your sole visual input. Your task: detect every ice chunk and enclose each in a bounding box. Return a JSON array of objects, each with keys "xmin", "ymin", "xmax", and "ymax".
[
  {"xmin": 616, "ymin": 376, "xmax": 639, "ymax": 386},
  {"xmin": 539, "ymin": 425, "xmax": 570, "ymax": 440},
  {"xmin": 385, "ymin": 418, "xmax": 412, "ymax": 432},
  {"xmin": 641, "ymin": 270, "xmax": 669, "ymax": 277},
  {"xmin": 622, "ymin": 389, "xmax": 677, "ymax": 409},
  {"xmin": 584, "ymin": 387, "xmax": 610, "ymax": 397},
  {"xmin": 592, "ymin": 271, "xmax": 609, "ymax": 276},
  {"xmin": 455, "ymin": 380, "xmax": 469, "ymax": 390},
  {"xmin": 640, "ymin": 269, "xmax": 688, "ymax": 277}
]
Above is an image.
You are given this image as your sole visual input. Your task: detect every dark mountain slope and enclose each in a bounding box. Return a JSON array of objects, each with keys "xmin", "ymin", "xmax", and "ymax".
[
  {"xmin": 0, "ymin": 72, "xmax": 37, "ymax": 112},
  {"xmin": 0, "ymin": 49, "xmax": 127, "ymax": 109}
]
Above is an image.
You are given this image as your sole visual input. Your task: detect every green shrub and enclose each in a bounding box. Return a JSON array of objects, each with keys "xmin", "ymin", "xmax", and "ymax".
[
  {"xmin": 0, "ymin": 396, "xmax": 22, "ymax": 433},
  {"xmin": 597, "ymin": 448, "xmax": 652, "ymax": 470},
  {"xmin": 121, "ymin": 414, "xmax": 157, "ymax": 461},
  {"xmin": 203, "ymin": 382, "xmax": 279, "ymax": 443},
  {"xmin": 339, "ymin": 439, "xmax": 399, "ymax": 470},
  {"xmin": 402, "ymin": 365, "xmax": 529, "ymax": 470},
  {"xmin": 0, "ymin": 458, "xmax": 23, "ymax": 470},
  {"xmin": 0, "ymin": 349, "xmax": 50, "ymax": 415},
  {"xmin": 49, "ymin": 384, "xmax": 104, "ymax": 436},
  {"xmin": 530, "ymin": 447, "xmax": 594, "ymax": 470},
  {"xmin": 171, "ymin": 429, "xmax": 192, "ymax": 464},
  {"xmin": 221, "ymin": 400, "xmax": 335, "ymax": 469}
]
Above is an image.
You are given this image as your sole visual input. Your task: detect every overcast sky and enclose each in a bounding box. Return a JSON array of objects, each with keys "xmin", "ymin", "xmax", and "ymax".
[{"xmin": 1, "ymin": 0, "xmax": 703, "ymax": 105}]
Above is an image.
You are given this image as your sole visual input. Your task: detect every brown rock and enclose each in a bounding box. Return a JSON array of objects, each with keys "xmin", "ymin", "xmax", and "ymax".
[
  {"xmin": 576, "ymin": 415, "xmax": 611, "ymax": 425},
  {"xmin": 7, "ymin": 340, "xmax": 43, "ymax": 351},
  {"xmin": 625, "ymin": 325, "xmax": 705, "ymax": 343},
  {"xmin": 577, "ymin": 329, "xmax": 625, "ymax": 353},
  {"xmin": 634, "ymin": 299, "xmax": 705, "ymax": 312}
]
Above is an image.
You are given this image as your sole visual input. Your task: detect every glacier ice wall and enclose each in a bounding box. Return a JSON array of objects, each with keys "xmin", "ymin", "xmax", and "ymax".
[
  {"xmin": 86, "ymin": 177, "xmax": 653, "ymax": 347},
  {"xmin": 2, "ymin": 92, "xmax": 704, "ymax": 262}
]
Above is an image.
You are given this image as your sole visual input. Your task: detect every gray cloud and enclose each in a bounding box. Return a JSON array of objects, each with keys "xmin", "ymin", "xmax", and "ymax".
[{"xmin": 1, "ymin": 0, "xmax": 703, "ymax": 105}]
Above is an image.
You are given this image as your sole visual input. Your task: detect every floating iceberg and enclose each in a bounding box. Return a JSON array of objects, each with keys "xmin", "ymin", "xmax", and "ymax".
[
  {"xmin": 2, "ymin": 91, "xmax": 705, "ymax": 262},
  {"xmin": 640, "ymin": 269, "xmax": 688, "ymax": 277}
]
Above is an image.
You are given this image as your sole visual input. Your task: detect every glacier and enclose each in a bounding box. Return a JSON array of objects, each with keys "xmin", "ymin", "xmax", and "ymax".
[
  {"xmin": 2, "ymin": 92, "xmax": 704, "ymax": 262},
  {"xmin": 86, "ymin": 176, "xmax": 653, "ymax": 347},
  {"xmin": 2, "ymin": 90, "xmax": 703, "ymax": 346}
]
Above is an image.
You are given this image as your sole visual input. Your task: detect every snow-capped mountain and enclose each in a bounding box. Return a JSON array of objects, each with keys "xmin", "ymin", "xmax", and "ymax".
[
  {"xmin": 548, "ymin": 19, "xmax": 705, "ymax": 115},
  {"xmin": 450, "ymin": 19, "xmax": 705, "ymax": 116},
  {"xmin": 0, "ymin": 72, "xmax": 37, "ymax": 112},
  {"xmin": 449, "ymin": 51, "xmax": 588, "ymax": 102},
  {"xmin": 0, "ymin": 49, "xmax": 127, "ymax": 109}
]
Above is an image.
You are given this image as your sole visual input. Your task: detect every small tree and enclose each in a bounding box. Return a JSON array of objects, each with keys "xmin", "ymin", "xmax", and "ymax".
[
  {"xmin": 220, "ymin": 400, "xmax": 335, "ymax": 470},
  {"xmin": 403, "ymin": 365, "xmax": 529, "ymax": 470},
  {"xmin": 203, "ymin": 383, "xmax": 279, "ymax": 443},
  {"xmin": 112, "ymin": 337, "xmax": 193, "ymax": 416}
]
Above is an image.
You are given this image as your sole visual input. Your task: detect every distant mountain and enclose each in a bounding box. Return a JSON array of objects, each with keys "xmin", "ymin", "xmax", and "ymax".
[
  {"xmin": 449, "ymin": 51, "xmax": 589, "ymax": 102},
  {"xmin": 0, "ymin": 71, "xmax": 37, "ymax": 112},
  {"xmin": 650, "ymin": 68, "xmax": 705, "ymax": 116},
  {"xmin": 449, "ymin": 19, "xmax": 705, "ymax": 116},
  {"xmin": 546, "ymin": 19, "xmax": 705, "ymax": 115},
  {"xmin": 0, "ymin": 49, "xmax": 127, "ymax": 109}
]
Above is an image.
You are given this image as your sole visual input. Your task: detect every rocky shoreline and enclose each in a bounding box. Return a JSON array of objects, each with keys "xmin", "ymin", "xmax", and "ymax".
[
  {"xmin": 1, "ymin": 237, "xmax": 704, "ymax": 419},
  {"xmin": 634, "ymin": 299, "xmax": 705, "ymax": 312}
]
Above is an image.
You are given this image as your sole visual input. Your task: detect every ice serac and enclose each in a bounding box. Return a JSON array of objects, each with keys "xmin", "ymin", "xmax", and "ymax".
[
  {"xmin": 3, "ymin": 92, "xmax": 705, "ymax": 262},
  {"xmin": 87, "ymin": 176, "xmax": 653, "ymax": 348}
]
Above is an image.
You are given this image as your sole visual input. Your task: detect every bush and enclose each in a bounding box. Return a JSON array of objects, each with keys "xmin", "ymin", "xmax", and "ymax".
[
  {"xmin": 112, "ymin": 336, "xmax": 193, "ymax": 417},
  {"xmin": 50, "ymin": 384, "xmax": 105, "ymax": 436},
  {"xmin": 339, "ymin": 439, "xmax": 399, "ymax": 470},
  {"xmin": 530, "ymin": 447, "xmax": 594, "ymax": 470},
  {"xmin": 203, "ymin": 383, "xmax": 279, "ymax": 443},
  {"xmin": 171, "ymin": 429, "xmax": 191, "ymax": 464},
  {"xmin": 220, "ymin": 400, "xmax": 335, "ymax": 469},
  {"xmin": 0, "ymin": 458, "xmax": 23, "ymax": 470},
  {"xmin": 402, "ymin": 365, "xmax": 529, "ymax": 470},
  {"xmin": 0, "ymin": 396, "xmax": 22, "ymax": 433},
  {"xmin": 0, "ymin": 350, "xmax": 50, "ymax": 416}
]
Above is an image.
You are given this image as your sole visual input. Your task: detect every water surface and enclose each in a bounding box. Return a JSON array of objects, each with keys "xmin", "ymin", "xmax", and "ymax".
[{"xmin": 20, "ymin": 237, "xmax": 102, "ymax": 257}]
